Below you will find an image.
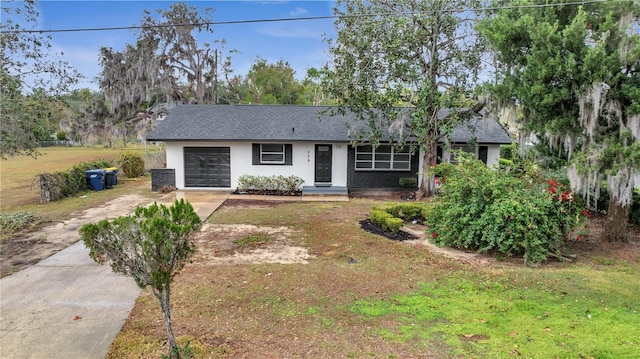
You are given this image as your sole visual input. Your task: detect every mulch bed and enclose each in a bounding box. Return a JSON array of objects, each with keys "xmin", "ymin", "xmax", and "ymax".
[
  {"xmin": 233, "ymin": 189, "xmax": 301, "ymax": 196},
  {"xmin": 359, "ymin": 219, "xmax": 418, "ymax": 241}
]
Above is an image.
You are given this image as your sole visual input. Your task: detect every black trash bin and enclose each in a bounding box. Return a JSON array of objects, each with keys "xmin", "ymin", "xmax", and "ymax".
[
  {"xmin": 85, "ymin": 169, "xmax": 106, "ymax": 191},
  {"xmin": 104, "ymin": 167, "xmax": 118, "ymax": 186},
  {"xmin": 104, "ymin": 170, "xmax": 114, "ymax": 189}
]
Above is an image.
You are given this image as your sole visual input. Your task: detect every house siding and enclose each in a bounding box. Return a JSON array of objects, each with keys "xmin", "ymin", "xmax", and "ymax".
[
  {"xmin": 165, "ymin": 141, "xmax": 348, "ymax": 189},
  {"xmin": 346, "ymin": 146, "xmax": 420, "ymax": 188}
]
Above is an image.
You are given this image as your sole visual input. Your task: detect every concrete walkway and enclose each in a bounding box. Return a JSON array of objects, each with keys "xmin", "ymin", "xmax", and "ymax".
[{"xmin": 0, "ymin": 190, "xmax": 230, "ymax": 359}]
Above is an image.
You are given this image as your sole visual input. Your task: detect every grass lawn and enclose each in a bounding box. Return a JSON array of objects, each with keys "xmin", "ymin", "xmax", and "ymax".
[
  {"xmin": 108, "ymin": 199, "xmax": 640, "ymax": 358},
  {"xmin": 0, "ymin": 146, "xmax": 159, "ymax": 221}
]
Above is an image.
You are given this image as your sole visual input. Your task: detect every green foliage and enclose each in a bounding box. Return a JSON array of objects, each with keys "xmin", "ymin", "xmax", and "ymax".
[
  {"xmin": 80, "ymin": 199, "xmax": 201, "ymax": 358},
  {"xmin": 499, "ymin": 143, "xmax": 516, "ymax": 160},
  {"xmin": 1, "ymin": 0, "xmax": 80, "ymax": 159},
  {"xmin": 161, "ymin": 341, "xmax": 192, "ymax": 359},
  {"xmin": 80, "ymin": 199, "xmax": 201, "ymax": 289},
  {"xmin": 598, "ymin": 187, "xmax": 640, "ymax": 224},
  {"xmin": 38, "ymin": 159, "xmax": 113, "ymax": 202},
  {"xmin": 495, "ymin": 145, "xmax": 545, "ymax": 183},
  {"xmin": 237, "ymin": 175, "xmax": 304, "ymax": 193},
  {"xmin": 235, "ymin": 58, "xmax": 305, "ymax": 104},
  {"xmin": 424, "ymin": 154, "xmax": 587, "ymax": 264},
  {"xmin": 235, "ymin": 233, "xmax": 270, "ymax": 247},
  {"xmin": 99, "ymin": 2, "xmax": 235, "ymax": 115},
  {"xmin": 116, "ymin": 152, "xmax": 145, "ymax": 178},
  {"xmin": 479, "ymin": 1, "xmax": 640, "ymax": 240},
  {"xmin": 632, "ymin": 189, "xmax": 640, "ymax": 225},
  {"xmin": 321, "ymin": 0, "xmax": 484, "ymax": 195},
  {"xmin": 380, "ymin": 203, "xmax": 429, "ymax": 222},
  {"xmin": 370, "ymin": 209, "xmax": 403, "ymax": 234},
  {"xmin": 0, "ymin": 211, "xmax": 42, "ymax": 238},
  {"xmin": 398, "ymin": 177, "xmax": 418, "ymax": 188}
]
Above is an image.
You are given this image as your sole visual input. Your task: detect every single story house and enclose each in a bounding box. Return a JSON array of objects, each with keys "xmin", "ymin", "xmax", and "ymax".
[{"xmin": 146, "ymin": 105, "xmax": 512, "ymax": 191}]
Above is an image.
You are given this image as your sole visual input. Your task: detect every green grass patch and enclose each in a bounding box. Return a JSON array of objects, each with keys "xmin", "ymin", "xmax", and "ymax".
[
  {"xmin": 234, "ymin": 233, "xmax": 270, "ymax": 247},
  {"xmin": 350, "ymin": 268, "xmax": 640, "ymax": 358}
]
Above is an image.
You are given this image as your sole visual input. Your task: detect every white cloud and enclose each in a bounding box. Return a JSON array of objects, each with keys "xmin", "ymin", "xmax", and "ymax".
[{"xmin": 290, "ymin": 7, "xmax": 308, "ymax": 16}]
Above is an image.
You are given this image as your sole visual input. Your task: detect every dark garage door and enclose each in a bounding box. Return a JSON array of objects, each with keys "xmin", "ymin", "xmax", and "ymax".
[{"xmin": 184, "ymin": 147, "xmax": 231, "ymax": 188}]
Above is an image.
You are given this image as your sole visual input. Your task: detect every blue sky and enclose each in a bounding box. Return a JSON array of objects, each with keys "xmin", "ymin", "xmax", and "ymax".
[{"xmin": 35, "ymin": 1, "xmax": 337, "ymax": 90}]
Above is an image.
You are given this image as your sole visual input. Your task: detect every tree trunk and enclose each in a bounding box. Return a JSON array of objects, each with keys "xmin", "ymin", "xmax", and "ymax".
[
  {"xmin": 417, "ymin": 139, "xmax": 438, "ymax": 199},
  {"xmin": 154, "ymin": 287, "xmax": 179, "ymax": 358},
  {"xmin": 604, "ymin": 199, "xmax": 629, "ymax": 242}
]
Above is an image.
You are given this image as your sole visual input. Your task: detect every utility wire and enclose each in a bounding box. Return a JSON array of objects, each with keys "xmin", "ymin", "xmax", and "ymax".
[{"xmin": 1, "ymin": 0, "xmax": 610, "ymax": 34}]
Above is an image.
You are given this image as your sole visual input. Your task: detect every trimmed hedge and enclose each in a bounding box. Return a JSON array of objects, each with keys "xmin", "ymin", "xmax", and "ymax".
[
  {"xmin": 237, "ymin": 175, "xmax": 304, "ymax": 193},
  {"xmin": 370, "ymin": 209, "xmax": 403, "ymax": 234},
  {"xmin": 381, "ymin": 203, "xmax": 430, "ymax": 221},
  {"xmin": 39, "ymin": 159, "xmax": 113, "ymax": 203}
]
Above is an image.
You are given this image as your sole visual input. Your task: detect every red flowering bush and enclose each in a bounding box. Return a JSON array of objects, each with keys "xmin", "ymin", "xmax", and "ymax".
[
  {"xmin": 425, "ymin": 153, "xmax": 588, "ymax": 264},
  {"xmin": 545, "ymin": 179, "xmax": 589, "ymax": 241}
]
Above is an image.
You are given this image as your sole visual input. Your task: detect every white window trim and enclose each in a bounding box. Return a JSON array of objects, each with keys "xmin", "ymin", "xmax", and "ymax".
[
  {"xmin": 260, "ymin": 144, "xmax": 285, "ymax": 164},
  {"xmin": 355, "ymin": 144, "xmax": 411, "ymax": 171}
]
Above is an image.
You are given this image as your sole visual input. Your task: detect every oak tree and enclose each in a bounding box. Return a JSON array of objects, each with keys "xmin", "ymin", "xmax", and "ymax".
[
  {"xmin": 99, "ymin": 2, "xmax": 235, "ymax": 122},
  {"xmin": 321, "ymin": 0, "xmax": 485, "ymax": 196},
  {"xmin": 479, "ymin": 0, "xmax": 640, "ymax": 241},
  {"xmin": 1, "ymin": 0, "xmax": 80, "ymax": 158}
]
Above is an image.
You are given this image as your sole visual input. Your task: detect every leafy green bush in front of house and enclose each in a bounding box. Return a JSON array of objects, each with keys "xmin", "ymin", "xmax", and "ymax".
[
  {"xmin": 370, "ymin": 209, "xmax": 404, "ymax": 234},
  {"xmin": 424, "ymin": 153, "xmax": 588, "ymax": 264},
  {"xmin": 399, "ymin": 177, "xmax": 418, "ymax": 188},
  {"xmin": 380, "ymin": 203, "xmax": 429, "ymax": 222},
  {"xmin": 237, "ymin": 175, "xmax": 304, "ymax": 194}
]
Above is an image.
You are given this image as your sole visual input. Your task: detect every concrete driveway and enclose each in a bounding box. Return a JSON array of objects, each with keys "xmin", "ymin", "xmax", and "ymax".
[
  {"xmin": 0, "ymin": 243, "xmax": 141, "ymax": 358},
  {"xmin": 0, "ymin": 190, "xmax": 230, "ymax": 358}
]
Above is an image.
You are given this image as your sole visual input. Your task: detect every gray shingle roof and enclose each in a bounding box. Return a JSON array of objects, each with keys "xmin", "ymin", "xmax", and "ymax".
[{"xmin": 146, "ymin": 104, "xmax": 512, "ymax": 144}]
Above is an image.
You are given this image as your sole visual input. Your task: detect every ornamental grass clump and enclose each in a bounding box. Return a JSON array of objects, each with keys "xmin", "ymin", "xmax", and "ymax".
[{"xmin": 425, "ymin": 153, "xmax": 588, "ymax": 264}]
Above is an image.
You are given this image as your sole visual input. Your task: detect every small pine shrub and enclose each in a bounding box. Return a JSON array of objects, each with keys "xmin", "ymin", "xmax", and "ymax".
[{"xmin": 117, "ymin": 152, "xmax": 145, "ymax": 178}]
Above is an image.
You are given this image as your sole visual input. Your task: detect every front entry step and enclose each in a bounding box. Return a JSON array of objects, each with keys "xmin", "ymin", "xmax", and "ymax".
[{"xmin": 302, "ymin": 185, "xmax": 348, "ymax": 196}]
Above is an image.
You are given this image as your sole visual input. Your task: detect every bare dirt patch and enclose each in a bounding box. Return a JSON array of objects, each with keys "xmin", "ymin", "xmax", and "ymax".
[
  {"xmin": 565, "ymin": 214, "xmax": 640, "ymax": 265},
  {"xmin": 0, "ymin": 193, "xmax": 156, "ymax": 276},
  {"xmin": 192, "ymin": 223, "xmax": 313, "ymax": 265}
]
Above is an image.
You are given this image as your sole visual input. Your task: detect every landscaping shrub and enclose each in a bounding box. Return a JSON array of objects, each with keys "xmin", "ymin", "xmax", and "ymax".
[
  {"xmin": 39, "ymin": 159, "xmax": 113, "ymax": 202},
  {"xmin": 381, "ymin": 203, "xmax": 429, "ymax": 222},
  {"xmin": 237, "ymin": 175, "xmax": 304, "ymax": 194},
  {"xmin": 370, "ymin": 209, "xmax": 404, "ymax": 233},
  {"xmin": 399, "ymin": 177, "xmax": 418, "ymax": 188},
  {"xmin": 116, "ymin": 152, "xmax": 145, "ymax": 178},
  {"xmin": 425, "ymin": 153, "xmax": 588, "ymax": 264}
]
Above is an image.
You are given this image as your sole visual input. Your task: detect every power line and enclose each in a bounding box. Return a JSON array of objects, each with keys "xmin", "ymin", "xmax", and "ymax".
[{"xmin": 0, "ymin": 0, "xmax": 611, "ymax": 34}]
